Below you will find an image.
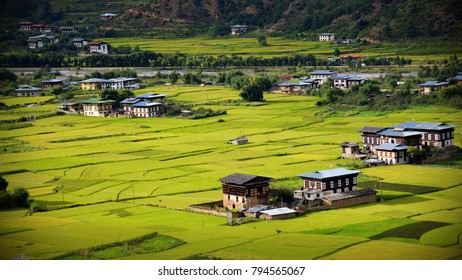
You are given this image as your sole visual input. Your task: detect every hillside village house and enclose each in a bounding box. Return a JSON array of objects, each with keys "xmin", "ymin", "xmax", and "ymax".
[
  {"xmin": 340, "ymin": 54, "xmax": 362, "ymax": 65},
  {"xmin": 374, "ymin": 143, "xmax": 409, "ymax": 164},
  {"xmin": 15, "ymin": 85, "xmax": 41, "ymax": 96},
  {"xmin": 60, "ymin": 27, "xmax": 77, "ymax": 33},
  {"xmin": 220, "ymin": 173, "xmax": 272, "ymax": 210},
  {"xmin": 448, "ymin": 75, "xmax": 462, "ymax": 85},
  {"xmin": 89, "ymin": 41, "xmax": 108, "ymax": 54},
  {"xmin": 319, "ymin": 33, "xmax": 335, "ymax": 41},
  {"xmin": 121, "ymin": 98, "xmax": 162, "ymax": 118},
  {"xmin": 99, "ymin": 13, "xmax": 117, "ymax": 20},
  {"xmin": 19, "ymin": 22, "xmax": 52, "ymax": 33},
  {"xmin": 28, "ymin": 34, "xmax": 58, "ymax": 49},
  {"xmin": 81, "ymin": 98, "xmax": 114, "ymax": 117},
  {"xmin": 230, "ymin": 25, "xmax": 248, "ymax": 35},
  {"xmin": 297, "ymin": 168, "xmax": 361, "ymax": 195},
  {"xmin": 357, "ymin": 126, "xmax": 386, "ymax": 152},
  {"xmin": 418, "ymin": 81, "xmax": 449, "ymax": 94},
  {"xmin": 310, "ymin": 70, "xmax": 337, "ymax": 86},
  {"xmin": 80, "ymin": 77, "xmax": 139, "ymax": 90},
  {"xmin": 136, "ymin": 93, "xmax": 167, "ymax": 102},
  {"xmin": 41, "ymin": 78, "xmax": 67, "ymax": 90},
  {"xmin": 333, "ymin": 76, "xmax": 366, "ymax": 89},
  {"xmin": 72, "ymin": 38, "xmax": 89, "ymax": 48}
]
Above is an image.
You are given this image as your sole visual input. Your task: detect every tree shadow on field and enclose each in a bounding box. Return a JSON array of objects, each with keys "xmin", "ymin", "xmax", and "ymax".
[
  {"xmin": 102, "ymin": 209, "xmax": 133, "ymax": 218},
  {"xmin": 370, "ymin": 221, "xmax": 450, "ymax": 240}
]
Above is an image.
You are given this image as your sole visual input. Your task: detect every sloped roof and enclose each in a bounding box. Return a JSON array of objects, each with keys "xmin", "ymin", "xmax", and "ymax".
[
  {"xmin": 136, "ymin": 93, "xmax": 167, "ymax": 99},
  {"xmin": 120, "ymin": 98, "xmax": 140, "ymax": 104},
  {"xmin": 219, "ymin": 173, "xmax": 272, "ymax": 186},
  {"xmin": 80, "ymin": 98, "xmax": 114, "ymax": 104},
  {"xmin": 298, "ymin": 168, "xmax": 361, "ymax": 180},
  {"xmin": 133, "ymin": 102, "xmax": 162, "ymax": 107},
  {"xmin": 374, "ymin": 143, "xmax": 408, "ymax": 151},
  {"xmin": 357, "ymin": 126, "xmax": 385, "ymax": 133},
  {"xmin": 311, "ymin": 70, "xmax": 337, "ymax": 75},
  {"xmin": 377, "ymin": 128, "xmax": 423, "ymax": 137},
  {"xmin": 260, "ymin": 207, "xmax": 297, "ymax": 216},
  {"xmin": 418, "ymin": 81, "xmax": 448, "ymax": 87},
  {"xmin": 393, "ymin": 122, "xmax": 455, "ymax": 131}
]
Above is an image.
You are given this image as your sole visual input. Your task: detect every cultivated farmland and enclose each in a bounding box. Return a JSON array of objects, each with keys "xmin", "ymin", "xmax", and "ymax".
[{"xmin": 0, "ymin": 86, "xmax": 461, "ymax": 260}]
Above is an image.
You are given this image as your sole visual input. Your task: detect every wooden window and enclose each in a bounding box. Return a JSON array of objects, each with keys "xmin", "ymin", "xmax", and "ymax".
[
  {"xmin": 338, "ymin": 179, "xmax": 342, "ymax": 187},
  {"xmin": 346, "ymin": 178, "xmax": 349, "ymax": 186},
  {"xmin": 353, "ymin": 177, "xmax": 357, "ymax": 184},
  {"xmin": 330, "ymin": 181, "xmax": 334, "ymax": 188}
]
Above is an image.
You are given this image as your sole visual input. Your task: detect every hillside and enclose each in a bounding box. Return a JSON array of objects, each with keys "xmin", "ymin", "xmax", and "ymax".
[
  {"xmin": 1, "ymin": 0, "xmax": 461, "ymax": 42},
  {"xmin": 116, "ymin": 0, "xmax": 462, "ymax": 41}
]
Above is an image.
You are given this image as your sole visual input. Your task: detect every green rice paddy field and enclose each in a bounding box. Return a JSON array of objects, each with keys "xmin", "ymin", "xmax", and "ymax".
[
  {"xmin": 100, "ymin": 36, "xmax": 462, "ymax": 63},
  {"xmin": 0, "ymin": 86, "xmax": 462, "ymax": 260}
]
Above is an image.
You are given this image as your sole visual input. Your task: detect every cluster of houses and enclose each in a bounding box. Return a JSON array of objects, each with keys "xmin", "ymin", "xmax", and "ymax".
[
  {"xmin": 341, "ymin": 121, "xmax": 457, "ymax": 165},
  {"xmin": 60, "ymin": 92, "xmax": 166, "ymax": 118},
  {"xmin": 19, "ymin": 21, "xmax": 109, "ymax": 53},
  {"xmin": 277, "ymin": 70, "xmax": 366, "ymax": 94},
  {"xmin": 216, "ymin": 167, "xmax": 376, "ymax": 220}
]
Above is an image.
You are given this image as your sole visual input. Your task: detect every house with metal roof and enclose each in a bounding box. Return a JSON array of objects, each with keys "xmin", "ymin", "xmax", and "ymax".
[
  {"xmin": 41, "ymin": 78, "xmax": 67, "ymax": 90},
  {"xmin": 229, "ymin": 137, "xmax": 248, "ymax": 145},
  {"xmin": 278, "ymin": 79, "xmax": 315, "ymax": 94},
  {"xmin": 80, "ymin": 77, "xmax": 139, "ymax": 90},
  {"xmin": 374, "ymin": 143, "xmax": 409, "ymax": 164},
  {"xmin": 392, "ymin": 122, "xmax": 456, "ymax": 149},
  {"xmin": 418, "ymin": 81, "xmax": 448, "ymax": 94},
  {"xmin": 81, "ymin": 98, "xmax": 114, "ymax": 117},
  {"xmin": 220, "ymin": 173, "xmax": 272, "ymax": 210},
  {"xmin": 15, "ymin": 85, "xmax": 41, "ymax": 96},
  {"xmin": 259, "ymin": 207, "xmax": 297, "ymax": 220},
  {"xmin": 72, "ymin": 38, "xmax": 88, "ymax": 48},
  {"xmin": 319, "ymin": 33, "xmax": 335, "ymax": 41},
  {"xmin": 333, "ymin": 75, "xmax": 366, "ymax": 89},
  {"xmin": 376, "ymin": 128, "xmax": 423, "ymax": 148},
  {"xmin": 230, "ymin": 25, "xmax": 248, "ymax": 35},
  {"xmin": 89, "ymin": 41, "xmax": 108, "ymax": 54},
  {"xmin": 310, "ymin": 70, "xmax": 338, "ymax": 86},
  {"xmin": 136, "ymin": 93, "xmax": 167, "ymax": 102},
  {"xmin": 298, "ymin": 168, "xmax": 361, "ymax": 195},
  {"xmin": 132, "ymin": 102, "xmax": 163, "ymax": 118}
]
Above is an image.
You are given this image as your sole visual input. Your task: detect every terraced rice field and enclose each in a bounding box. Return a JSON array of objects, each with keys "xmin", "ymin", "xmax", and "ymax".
[{"xmin": 0, "ymin": 86, "xmax": 461, "ymax": 260}]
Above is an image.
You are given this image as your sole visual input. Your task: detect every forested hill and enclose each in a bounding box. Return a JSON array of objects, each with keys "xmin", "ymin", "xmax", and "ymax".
[
  {"xmin": 119, "ymin": 0, "xmax": 461, "ymax": 41},
  {"xmin": 2, "ymin": 0, "xmax": 461, "ymax": 42}
]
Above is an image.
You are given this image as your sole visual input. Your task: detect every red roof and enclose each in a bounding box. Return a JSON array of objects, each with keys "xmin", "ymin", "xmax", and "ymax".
[
  {"xmin": 19, "ymin": 22, "xmax": 33, "ymax": 25},
  {"xmin": 89, "ymin": 41, "xmax": 104, "ymax": 45}
]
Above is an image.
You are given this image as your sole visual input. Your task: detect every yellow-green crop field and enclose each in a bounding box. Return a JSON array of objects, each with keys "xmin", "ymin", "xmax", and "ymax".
[
  {"xmin": 0, "ymin": 86, "xmax": 461, "ymax": 260},
  {"xmin": 100, "ymin": 36, "xmax": 462, "ymax": 63}
]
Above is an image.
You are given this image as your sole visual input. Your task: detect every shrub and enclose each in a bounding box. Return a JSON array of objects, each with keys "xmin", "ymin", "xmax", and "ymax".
[{"xmin": 10, "ymin": 187, "xmax": 30, "ymax": 207}]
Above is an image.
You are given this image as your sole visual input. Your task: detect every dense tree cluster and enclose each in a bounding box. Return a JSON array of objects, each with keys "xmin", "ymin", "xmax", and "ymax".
[{"xmin": 0, "ymin": 176, "xmax": 30, "ymax": 209}]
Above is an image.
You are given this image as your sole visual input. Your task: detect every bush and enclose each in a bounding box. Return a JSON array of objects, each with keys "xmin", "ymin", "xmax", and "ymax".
[
  {"xmin": 0, "ymin": 191, "xmax": 11, "ymax": 209},
  {"xmin": 10, "ymin": 187, "xmax": 30, "ymax": 207}
]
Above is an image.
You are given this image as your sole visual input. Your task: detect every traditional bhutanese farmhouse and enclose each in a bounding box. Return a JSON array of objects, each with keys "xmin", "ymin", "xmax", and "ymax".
[
  {"xmin": 72, "ymin": 38, "xmax": 88, "ymax": 48},
  {"xmin": 323, "ymin": 188, "xmax": 377, "ymax": 208},
  {"xmin": 376, "ymin": 127, "xmax": 422, "ymax": 148},
  {"xmin": 294, "ymin": 189, "xmax": 323, "ymax": 207},
  {"xmin": 333, "ymin": 76, "xmax": 366, "ymax": 89},
  {"xmin": 229, "ymin": 137, "xmax": 248, "ymax": 145},
  {"xmin": 89, "ymin": 41, "xmax": 108, "ymax": 54},
  {"xmin": 357, "ymin": 126, "xmax": 385, "ymax": 152},
  {"xmin": 340, "ymin": 54, "xmax": 362, "ymax": 65},
  {"xmin": 297, "ymin": 168, "xmax": 361, "ymax": 195},
  {"xmin": 374, "ymin": 143, "xmax": 409, "ymax": 164},
  {"xmin": 319, "ymin": 33, "xmax": 335, "ymax": 41},
  {"xmin": 220, "ymin": 173, "xmax": 272, "ymax": 210},
  {"xmin": 80, "ymin": 77, "xmax": 139, "ymax": 90},
  {"xmin": 81, "ymin": 98, "xmax": 114, "ymax": 117},
  {"xmin": 15, "ymin": 85, "xmax": 41, "ymax": 96},
  {"xmin": 418, "ymin": 81, "xmax": 448, "ymax": 94},
  {"xmin": 310, "ymin": 70, "xmax": 337, "ymax": 86},
  {"xmin": 59, "ymin": 103, "xmax": 80, "ymax": 112},
  {"xmin": 41, "ymin": 78, "xmax": 67, "ymax": 90},
  {"xmin": 28, "ymin": 34, "xmax": 58, "ymax": 49},
  {"xmin": 278, "ymin": 79, "xmax": 315, "ymax": 94},
  {"xmin": 131, "ymin": 101, "xmax": 163, "ymax": 118},
  {"xmin": 392, "ymin": 122, "xmax": 456, "ymax": 149},
  {"xmin": 230, "ymin": 25, "xmax": 248, "ymax": 35},
  {"xmin": 60, "ymin": 27, "xmax": 77, "ymax": 33},
  {"xmin": 259, "ymin": 207, "xmax": 297, "ymax": 220},
  {"xmin": 19, "ymin": 22, "xmax": 33, "ymax": 31},
  {"xmin": 136, "ymin": 93, "xmax": 167, "ymax": 102}
]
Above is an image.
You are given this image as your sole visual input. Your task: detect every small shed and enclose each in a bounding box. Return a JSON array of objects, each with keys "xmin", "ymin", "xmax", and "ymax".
[
  {"xmin": 259, "ymin": 207, "xmax": 297, "ymax": 220},
  {"xmin": 229, "ymin": 137, "xmax": 248, "ymax": 145},
  {"xmin": 341, "ymin": 142, "xmax": 361, "ymax": 159}
]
